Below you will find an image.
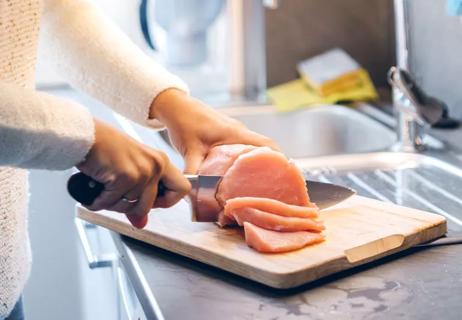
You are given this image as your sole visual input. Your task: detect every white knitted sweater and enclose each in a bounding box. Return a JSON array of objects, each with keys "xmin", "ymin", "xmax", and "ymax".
[{"xmin": 0, "ymin": 0, "xmax": 187, "ymax": 316}]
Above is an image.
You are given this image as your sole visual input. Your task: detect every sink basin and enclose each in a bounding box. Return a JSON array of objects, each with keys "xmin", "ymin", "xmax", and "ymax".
[
  {"xmin": 222, "ymin": 105, "xmax": 395, "ymax": 158},
  {"xmin": 297, "ymin": 152, "xmax": 462, "ymax": 232}
]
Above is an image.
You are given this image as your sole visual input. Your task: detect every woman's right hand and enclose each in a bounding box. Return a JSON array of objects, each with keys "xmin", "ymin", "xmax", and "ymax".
[{"xmin": 76, "ymin": 119, "xmax": 191, "ymax": 228}]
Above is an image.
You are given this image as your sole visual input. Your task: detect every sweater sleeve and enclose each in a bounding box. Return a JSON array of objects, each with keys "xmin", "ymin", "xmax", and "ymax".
[
  {"xmin": 41, "ymin": 0, "xmax": 189, "ymax": 129},
  {"xmin": 0, "ymin": 82, "xmax": 94, "ymax": 170}
]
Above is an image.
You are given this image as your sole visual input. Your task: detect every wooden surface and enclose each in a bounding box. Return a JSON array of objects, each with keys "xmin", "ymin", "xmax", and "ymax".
[{"xmin": 77, "ymin": 195, "xmax": 446, "ymax": 289}]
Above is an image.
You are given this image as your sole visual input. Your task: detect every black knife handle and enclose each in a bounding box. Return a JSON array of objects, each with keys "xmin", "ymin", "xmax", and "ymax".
[{"xmin": 67, "ymin": 172, "xmax": 166, "ymax": 206}]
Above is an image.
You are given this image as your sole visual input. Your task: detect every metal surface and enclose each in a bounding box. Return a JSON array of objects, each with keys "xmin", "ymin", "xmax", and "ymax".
[
  {"xmin": 75, "ymin": 218, "xmax": 116, "ymax": 269},
  {"xmin": 391, "ymin": 1, "xmax": 453, "ymax": 152},
  {"xmin": 298, "ymin": 151, "xmax": 462, "ymax": 232},
  {"xmin": 112, "ymin": 232, "xmax": 165, "ymax": 320},
  {"xmin": 185, "ymin": 174, "xmax": 221, "ymax": 191},
  {"xmin": 388, "ymin": 67, "xmax": 444, "ymax": 126},
  {"xmin": 388, "ymin": 66, "xmax": 447, "ymax": 151},
  {"xmin": 225, "ymin": 105, "xmax": 395, "ymax": 158},
  {"xmin": 306, "ymin": 181, "xmax": 355, "ymax": 210}
]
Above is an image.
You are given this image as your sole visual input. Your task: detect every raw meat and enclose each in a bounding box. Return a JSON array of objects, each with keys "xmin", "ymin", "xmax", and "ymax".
[
  {"xmin": 195, "ymin": 144, "xmax": 325, "ymax": 253},
  {"xmin": 216, "ymin": 148, "xmax": 310, "ymax": 207},
  {"xmin": 195, "ymin": 144, "xmax": 255, "ymax": 223},
  {"xmin": 244, "ymin": 222, "xmax": 325, "ymax": 253},
  {"xmin": 199, "ymin": 144, "xmax": 255, "ymax": 175},
  {"xmin": 224, "ymin": 197, "xmax": 319, "ymax": 219},
  {"xmin": 231, "ymin": 207, "xmax": 324, "ymax": 232}
]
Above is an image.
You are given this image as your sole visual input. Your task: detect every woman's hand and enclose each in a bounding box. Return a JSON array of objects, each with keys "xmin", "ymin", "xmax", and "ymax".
[
  {"xmin": 150, "ymin": 89, "xmax": 278, "ymax": 173},
  {"xmin": 77, "ymin": 119, "xmax": 191, "ymax": 228}
]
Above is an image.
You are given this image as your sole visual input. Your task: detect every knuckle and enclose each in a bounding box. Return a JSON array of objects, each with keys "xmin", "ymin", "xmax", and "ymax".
[
  {"xmin": 152, "ymin": 151, "xmax": 168, "ymax": 173},
  {"xmin": 119, "ymin": 170, "xmax": 138, "ymax": 186},
  {"xmin": 181, "ymin": 182, "xmax": 192, "ymax": 194},
  {"xmin": 137, "ymin": 163, "xmax": 152, "ymax": 182}
]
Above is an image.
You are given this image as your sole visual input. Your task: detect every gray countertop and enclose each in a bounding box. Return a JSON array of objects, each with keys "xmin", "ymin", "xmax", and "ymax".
[
  {"xmin": 58, "ymin": 88, "xmax": 462, "ymax": 319},
  {"xmin": 117, "ymin": 235, "xmax": 462, "ymax": 320}
]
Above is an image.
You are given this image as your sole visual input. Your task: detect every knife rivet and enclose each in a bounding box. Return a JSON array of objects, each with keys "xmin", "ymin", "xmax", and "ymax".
[{"xmin": 88, "ymin": 181, "xmax": 96, "ymax": 189}]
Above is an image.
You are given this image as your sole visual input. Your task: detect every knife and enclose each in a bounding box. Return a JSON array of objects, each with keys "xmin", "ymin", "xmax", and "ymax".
[{"xmin": 67, "ymin": 172, "xmax": 355, "ymax": 221}]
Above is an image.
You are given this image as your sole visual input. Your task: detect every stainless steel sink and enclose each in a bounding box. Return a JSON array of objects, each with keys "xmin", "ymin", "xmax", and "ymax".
[
  {"xmin": 160, "ymin": 102, "xmax": 462, "ymax": 232},
  {"xmin": 297, "ymin": 152, "xmax": 462, "ymax": 232},
  {"xmin": 222, "ymin": 105, "xmax": 395, "ymax": 158}
]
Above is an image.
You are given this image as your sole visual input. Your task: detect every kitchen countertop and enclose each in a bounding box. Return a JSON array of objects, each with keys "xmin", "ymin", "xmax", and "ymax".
[
  {"xmin": 57, "ymin": 88, "xmax": 462, "ymax": 319},
  {"xmin": 115, "ymin": 234, "xmax": 462, "ymax": 320}
]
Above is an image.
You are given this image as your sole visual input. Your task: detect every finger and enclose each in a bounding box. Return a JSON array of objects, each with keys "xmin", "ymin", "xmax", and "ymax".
[
  {"xmin": 105, "ymin": 199, "xmax": 134, "ymax": 214},
  {"xmin": 183, "ymin": 150, "xmax": 205, "ymax": 174},
  {"xmin": 126, "ymin": 178, "xmax": 159, "ymax": 227},
  {"xmin": 153, "ymin": 189, "xmax": 185, "ymax": 208},
  {"xmin": 105, "ymin": 178, "xmax": 149, "ymax": 213},
  {"xmin": 88, "ymin": 166, "xmax": 149, "ymax": 211},
  {"xmin": 88, "ymin": 187, "xmax": 128, "ymax": 211},
  {"xmin": 235, "ymin": 130, "xmax": 280, "ymax": 151},
  {"xmin": 154, "ymin": 162, "xmax": 191, "ymax": 208},
  {"xmin": 127, "ymin": 214, "xmax": 148, "ymax": 229},
  {"xmin": 228, "ymin": 130, "xmax": 280, "ymax": 151},
  {"xmin": 162, "ymin": 162, "xmax": 192, "ymax": 196}
]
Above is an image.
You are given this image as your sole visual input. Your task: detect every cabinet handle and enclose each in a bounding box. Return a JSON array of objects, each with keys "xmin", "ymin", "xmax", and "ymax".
[{"xmin": 75, "ymin": 218, "xmax": 117, "ymax": 269}]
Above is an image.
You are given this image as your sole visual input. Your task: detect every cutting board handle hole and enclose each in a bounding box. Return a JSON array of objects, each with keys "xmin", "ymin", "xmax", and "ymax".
[{"xmin": 344, "ymin": 234, "xmax": 405, "ymax": 264}]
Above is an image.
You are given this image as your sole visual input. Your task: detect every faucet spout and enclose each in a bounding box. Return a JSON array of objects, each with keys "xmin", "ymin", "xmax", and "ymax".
[{"xmin": 388, "ymin": 66, "xmax": 447, "ymax": 152}]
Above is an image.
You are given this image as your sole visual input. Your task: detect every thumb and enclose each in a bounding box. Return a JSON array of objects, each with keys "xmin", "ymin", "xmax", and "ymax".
[{"xmin": 183, "ymin": 150, "xmax": 205, "ymax": 174}]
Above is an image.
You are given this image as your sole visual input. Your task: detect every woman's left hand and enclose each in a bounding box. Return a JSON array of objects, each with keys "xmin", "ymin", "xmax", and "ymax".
[{"xmin": 150, "ymin": 89, "xmax": 279, "ymax": 173}]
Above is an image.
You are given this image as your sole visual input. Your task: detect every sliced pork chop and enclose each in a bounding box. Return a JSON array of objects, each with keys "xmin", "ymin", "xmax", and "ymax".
[
  {"xmin": 196, "ymin": 144, "xmax": 255, "ymax": 223},
  {"xmin": 195, "ymin": 144, "xmax": 325, "ymax": 254},
  {"xmin": 217, "ymin": 148, "xmax": 310, "ymax": 207},
  {"xmin": 244, "ymin": 222, "xmax": 325, "ymax": 253},
  {"xmin": 224, "ymin": 197, "xmax": 319, "ymax": 219},
  {"xmin": 231, "ymin": 207, "xmax": 324, "ymax": 232}
]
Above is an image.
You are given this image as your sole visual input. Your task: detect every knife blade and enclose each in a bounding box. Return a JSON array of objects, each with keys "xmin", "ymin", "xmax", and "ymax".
[{"xmin": 67, "ymin": 172, "xmax": 355, "ymax": 220}]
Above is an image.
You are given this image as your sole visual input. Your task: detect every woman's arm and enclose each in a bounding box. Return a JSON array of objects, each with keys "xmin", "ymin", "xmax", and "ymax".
[
  {"xmin": 0, "ymin": 81, "xmax": 189, "ymax": 228},
  {"xmin": 41, "ymin": 0, "xmax": 188, "ymax": 128},
  {"xmin": 40, "ymin": 0, "xmax": 278, "ymax": 176},
  {"xmin": 0, "ymin": 82, "xmax": 94, "ymax": 170}
]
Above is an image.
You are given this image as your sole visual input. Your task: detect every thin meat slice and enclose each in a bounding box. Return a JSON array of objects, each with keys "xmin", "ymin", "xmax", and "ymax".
[
  {"xmin": 195, "ymin": 144, "xmax": 255, "ymax": 223},
  {"xmin": 232, "ymin": 207, "xmax": 324, "ymax": 232},
  {"xmin": 224, "ymin": 197, "xmax": 319, "ymax": 219},
  {"xmin": 217, "ymin": 148, "xmax": 310, "ymax": 207},
  {"xmin": 244, "ymin": 222, "xmax": 325, "ymax": 253}
]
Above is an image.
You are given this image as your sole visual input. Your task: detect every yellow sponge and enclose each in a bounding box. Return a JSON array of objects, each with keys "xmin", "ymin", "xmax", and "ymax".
[
  {"xmin": 297, "ymin": 48, "xmax": 365, "ymax": 97},
  {"xmin": 267, "ymin": 69, "xmax": 378, "ymax": 113}
]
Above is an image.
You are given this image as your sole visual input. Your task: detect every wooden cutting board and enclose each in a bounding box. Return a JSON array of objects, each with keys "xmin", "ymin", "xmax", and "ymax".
[{"xmin": 77, "ymin": 195, "xmax": 447, "ymax": 289}]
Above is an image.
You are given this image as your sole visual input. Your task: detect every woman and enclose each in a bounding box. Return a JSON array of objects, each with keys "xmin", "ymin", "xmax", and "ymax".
[{"xmin": 0, "ymin": 1, "xmax": 276, "ymax": 319}]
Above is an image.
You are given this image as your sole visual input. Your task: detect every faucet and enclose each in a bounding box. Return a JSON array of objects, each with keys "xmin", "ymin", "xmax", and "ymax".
[
  {"xmin": 390, "ymin": 0, "xmax": 456, "ymax": 152},
  {"xmin": 387, "ymin": 66, "xmax": 447, "ymax": 152}
]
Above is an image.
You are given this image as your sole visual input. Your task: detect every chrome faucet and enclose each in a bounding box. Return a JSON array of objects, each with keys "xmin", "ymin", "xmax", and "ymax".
[
  {"xmin": 391, "ymin": 0, "xmax": 454, "ymax": 152},
  {"xmin": 388, "ymin": 67, "xmax": 446, "ymax": 152}
]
